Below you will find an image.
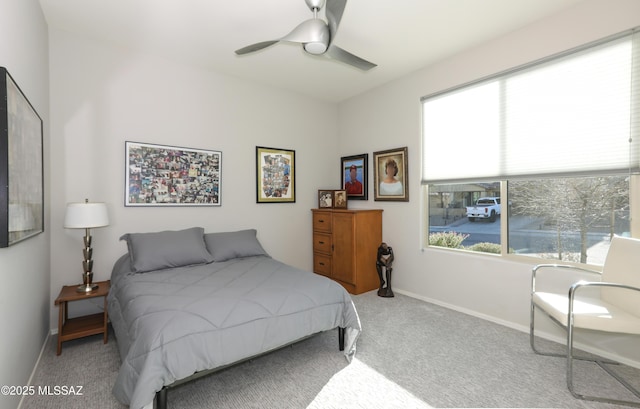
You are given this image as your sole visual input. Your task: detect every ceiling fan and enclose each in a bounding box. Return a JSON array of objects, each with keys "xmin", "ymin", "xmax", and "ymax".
[{"xmin": 235, "ymin": 0, "xmax": 376, "ymax": 71}]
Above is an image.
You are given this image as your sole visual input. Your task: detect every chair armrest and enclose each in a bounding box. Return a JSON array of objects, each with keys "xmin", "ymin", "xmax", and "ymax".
[
  {"xmin": 568, "ymin": 281, "xmax": 640, "ymax": 319},
  {"xmin": 531, "ymin": 264, "xmax": 601, "ymax": 293},
  {"xmin": 570, "ymin": 281, "xmax": 640, "ymax": 297}
]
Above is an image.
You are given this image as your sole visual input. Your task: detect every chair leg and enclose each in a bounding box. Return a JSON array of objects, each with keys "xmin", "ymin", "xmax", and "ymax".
[
  {"xmin": 566, "ymin": 321, "xmax": 640, "ymax": 407},
  {"xmin": 531, "ymin": 302, "xmax": 640, "ymax": 407},
  {"xmin": 566, "ymin": 316, "xmax": 577, "ymax": 397},
  {"xmin": 530, "ymin": 301, "xmax": 564, "ymax": 358}
]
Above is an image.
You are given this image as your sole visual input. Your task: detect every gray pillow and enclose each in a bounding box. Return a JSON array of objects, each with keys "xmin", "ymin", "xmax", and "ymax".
[
  {"xmin": 120, "ymin": 227, "xmax": 214, "ymax": 273},
  {"xmin": 204, "ymin": 229, "xmax": 268, "ymax": 262}
]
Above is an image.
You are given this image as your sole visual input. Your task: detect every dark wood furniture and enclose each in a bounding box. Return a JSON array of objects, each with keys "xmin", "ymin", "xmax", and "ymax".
[
  {"xmin": 311, "ymin": 208, "xmax": 382, "ymax": 294},
  {"xmin": 54, "ymin": 280, "xmax": 110, "ymax": 355}
]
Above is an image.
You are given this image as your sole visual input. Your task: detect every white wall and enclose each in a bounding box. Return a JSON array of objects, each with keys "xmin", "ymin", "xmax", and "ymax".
[
  {"xmin": 0, "ymin": 1, "xmax": 50, "ymax": 409},
  {"xmin": 338, "ymin": 0, "xmax": 640, "ymax": 365},
  {"xmin": 48, "ymin": 29, "xmax": 339, "ymax": 327}
]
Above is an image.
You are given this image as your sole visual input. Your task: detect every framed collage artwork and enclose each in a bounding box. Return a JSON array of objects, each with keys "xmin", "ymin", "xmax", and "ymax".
[
  {"xmin": 256, "ymin": 146, "xmax": 295, "ymax": 203},
  {"xmin": 125, "ymin": 141, "xmax": 221, "ymax": 206}
]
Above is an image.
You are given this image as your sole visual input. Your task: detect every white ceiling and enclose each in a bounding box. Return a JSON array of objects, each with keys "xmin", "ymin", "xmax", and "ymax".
[{"xmin": 38, "ymin": 0, "xmax": 585, "ymax": 103}]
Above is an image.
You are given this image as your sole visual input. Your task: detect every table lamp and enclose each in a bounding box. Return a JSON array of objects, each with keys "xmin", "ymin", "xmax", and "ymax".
[{"xmin": 64, "ymin": 199, "xmax": 109, "ymax": 293}]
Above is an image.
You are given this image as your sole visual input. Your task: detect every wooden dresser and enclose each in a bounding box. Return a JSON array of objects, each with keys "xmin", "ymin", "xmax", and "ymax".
[{"xmin": 311, "ymin": 208, "xmax": 383, "ymax": 294}]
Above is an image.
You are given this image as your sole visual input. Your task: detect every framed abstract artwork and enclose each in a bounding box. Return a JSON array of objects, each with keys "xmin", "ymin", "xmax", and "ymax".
[
  {"xmin": 0, "ymin": 67, "xmax": 44, "ymax": 247},
  {"xmin": 373, "ymin": 147, "xmax": 409, "ymax": 202},
  {"xmin": 125, "ymin": 141, "xmax": 221, "ymax": 206},
  {"xmin": 256, "ymin": 146, "xmax": 295, "ymax": 203}
]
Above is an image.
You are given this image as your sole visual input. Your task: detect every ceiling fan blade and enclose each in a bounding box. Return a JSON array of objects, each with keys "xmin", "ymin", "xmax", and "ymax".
[
  {"xmin": 236, "ymin": 19, "xmax": 329, "ymax": 57},
  {"xmin": 326, "ymin": 45, "xmax": 376, "ymax": 71},
  {"xmin": 281, "ymin": 18, "xmax": 328, "ymax": 45},
  {"xmin": 325, "ymin": 0, "xmax": 346, "ymax": 42},
  {"xmin": 235, "ymin": 40, "xmax": 279, "ymax": 55}
]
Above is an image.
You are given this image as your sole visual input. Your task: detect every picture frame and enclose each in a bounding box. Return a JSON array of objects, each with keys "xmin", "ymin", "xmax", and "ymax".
[
  {"xmin": 125, "ymin": 141, "xmax": 221, "ymax": 206},
  {"xmin": 334, "ymin": 190, "xmax": 348, "ymax": 209},
  {"xmin": 340, "ymin": 153, "xmax": 368, "ymax": 200},
  {"xmin": 256, "ymin": 146, "xmax": 295, "ymax": 203},
  {"xmin": 0, "ymin": 67, "xmax": 44, "ymax": 247},
  {"xmin": 374, "ymin": 147, "xmax": 409, "ymax": 202},
  {"xmin": 317, "ymin": 189, "xmax": 347, "ymax": 209},
  {"xmin": 318, "ymin": 190, "xmax": 334, "ymax": 208}
]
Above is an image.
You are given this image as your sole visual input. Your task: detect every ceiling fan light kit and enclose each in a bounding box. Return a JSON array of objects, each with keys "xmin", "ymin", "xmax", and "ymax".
[
  {"xmin": 235, "ymin": 0, "xmax": 376, "ymax": 71},
  {"xmin": 304, "ymin": 41, "xmax": 328, "ymax": 55}
]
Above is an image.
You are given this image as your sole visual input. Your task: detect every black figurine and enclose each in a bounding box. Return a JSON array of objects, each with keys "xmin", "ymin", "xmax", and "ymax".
[{"xmin": 376, "ymin": 242, "xmax": 394, "ymax": 297}]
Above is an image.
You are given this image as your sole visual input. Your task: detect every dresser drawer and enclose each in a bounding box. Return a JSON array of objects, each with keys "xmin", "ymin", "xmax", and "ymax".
[
  {"xmin": 313, "ymin": 253, "xmax": 332, "ymax": 276},
  {"xmin": 313, "ymin": 233, "xmax": 332, "ymax": 253},
  {"xmin": 313, "ymin": 211, "xmax": 332, "ymax": 233}
]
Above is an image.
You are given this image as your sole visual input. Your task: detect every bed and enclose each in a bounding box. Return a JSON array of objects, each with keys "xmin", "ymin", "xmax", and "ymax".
[{"xmin": 107, "ymin": 227, "xmax": 361, "ymax": 409}]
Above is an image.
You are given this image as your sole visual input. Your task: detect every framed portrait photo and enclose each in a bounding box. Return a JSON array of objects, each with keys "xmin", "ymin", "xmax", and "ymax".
[
  {"xmin": 125, "ymin": 141, "xmax": 221, "ymax": 206},
  {"xmin": 374, "ymin": 147, "xmax": 409, "ymax": 202},
  {"xmin": 340, "ymin": 153, "xmax": 368, "ymax": 200},
  {"xmin": 256, "ymin": 146, "xmax": 295, "ymax": 203},
  {"xmin": 318, "ymin": 190, "xmax": 334, "ymax": 208},
  {"xmin": 334, "ymin": 190, "xmax": 348, "ymax": 209}
]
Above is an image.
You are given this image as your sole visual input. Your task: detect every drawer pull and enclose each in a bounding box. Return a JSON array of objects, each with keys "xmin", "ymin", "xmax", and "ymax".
[
  {"xmin": 319, "ymin": 262, "xmax": 325, "ymax": 266},
  {"xmin": 318, "ymin": 241, "xmax": 325, "ymax": 244},
  {"xmin": 319, "ymin": 219, "xmax": 325, "ymax": 223}
]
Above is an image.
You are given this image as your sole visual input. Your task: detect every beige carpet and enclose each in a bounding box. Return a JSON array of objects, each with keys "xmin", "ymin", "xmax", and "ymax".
[{"xmin": 21, "ymin": 291, "xmax": 640, "ymax": 408}]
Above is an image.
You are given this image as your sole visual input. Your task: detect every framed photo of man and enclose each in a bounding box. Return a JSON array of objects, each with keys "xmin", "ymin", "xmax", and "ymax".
[
  {"xmin": 340, "ymin": 153, "xmax": 368, "ymax": 200},
  {"xmin": 373, "ymin": 147, "xmax": 408, "ymax": 202},
  {"xmin": 334, "ymin": 190, "xmax": 347, "ymax": 208}
]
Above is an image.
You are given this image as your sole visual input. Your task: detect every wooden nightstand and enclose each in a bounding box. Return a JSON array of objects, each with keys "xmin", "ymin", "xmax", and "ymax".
[{"xmin": 54, "ymin": 280, "xmax": 110, "ymax": 355}]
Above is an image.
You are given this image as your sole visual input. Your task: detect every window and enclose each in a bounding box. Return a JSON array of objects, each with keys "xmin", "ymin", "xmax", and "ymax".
[
  {"xmin": 422, "ymin": 28, "xmax": 640, "ymax": 265},
  {"xmin": 508, "ymin": 176, "xmax": 629, "ymax": 265}
]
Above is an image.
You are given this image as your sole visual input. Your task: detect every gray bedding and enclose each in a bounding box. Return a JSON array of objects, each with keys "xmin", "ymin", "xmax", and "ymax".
[{"xmin": 107, "ymin": 254, "xmax": 361, "ymax": 409}]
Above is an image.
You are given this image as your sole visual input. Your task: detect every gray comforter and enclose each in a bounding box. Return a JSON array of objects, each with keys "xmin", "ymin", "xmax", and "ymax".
[{"xmin": 107, "ymin": 254, "xmax": 361, "ymax": 409}]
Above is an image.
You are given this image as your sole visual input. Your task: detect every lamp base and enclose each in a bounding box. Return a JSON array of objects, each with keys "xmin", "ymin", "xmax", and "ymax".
[{"xmin": 76, "ymin": 283, "xmax": 99, "ymax": 293}]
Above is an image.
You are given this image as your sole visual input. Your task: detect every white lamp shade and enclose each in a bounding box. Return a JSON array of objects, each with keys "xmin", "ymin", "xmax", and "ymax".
[{"xmin": 64, "ymin": 202, "xmax": 109, "ymax": 229}]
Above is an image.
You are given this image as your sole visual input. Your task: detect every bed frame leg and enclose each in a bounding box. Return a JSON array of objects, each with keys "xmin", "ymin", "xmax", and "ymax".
[
  {"xmin": 155, "ymin": 387, "xmax": 167, "ymax": 409},
  {"xmin": 338, "ymin": 327, "xmax": 345, "ymax": 351}
]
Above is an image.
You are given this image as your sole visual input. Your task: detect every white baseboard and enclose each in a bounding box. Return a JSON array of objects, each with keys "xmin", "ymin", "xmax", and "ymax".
[
  {"xmin": 17, "ymin": 333, "xmax": 50, "ymax": 409},
  {"xmin": 395, "ymin": 288, "xmax": 640, "ymax": 370}
]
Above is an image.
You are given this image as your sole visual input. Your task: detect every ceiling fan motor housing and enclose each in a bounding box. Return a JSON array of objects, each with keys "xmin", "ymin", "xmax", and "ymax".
[{"xmin": 302, "ymin": 19, "xmax": 330, "ymax": 54}]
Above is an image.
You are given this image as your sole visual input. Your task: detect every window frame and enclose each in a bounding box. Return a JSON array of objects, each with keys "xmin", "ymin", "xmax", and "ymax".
[{"xmin": 423, "ymin": 176, "xmax": 638, "ymax": 266}]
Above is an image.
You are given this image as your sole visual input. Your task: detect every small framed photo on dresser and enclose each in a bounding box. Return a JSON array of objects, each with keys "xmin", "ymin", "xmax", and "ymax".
[
  {"xmin": 318, "ymin": 190, "xmax": 334, "ymax": 208},
  {"xmin": 334, "ymin": 190, "xmax": 347, "ymax": 209}
]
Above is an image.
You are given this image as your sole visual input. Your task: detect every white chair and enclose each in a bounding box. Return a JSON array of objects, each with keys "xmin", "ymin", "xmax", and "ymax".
[{"xmin": 530, "ymin": 235, "xmax": 640, "ymax": 407}]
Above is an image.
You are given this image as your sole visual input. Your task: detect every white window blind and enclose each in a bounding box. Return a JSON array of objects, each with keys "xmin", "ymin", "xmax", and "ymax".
[{"xmin": 421, "ymin": 29, "xmax": 640, "ymax": 184}]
